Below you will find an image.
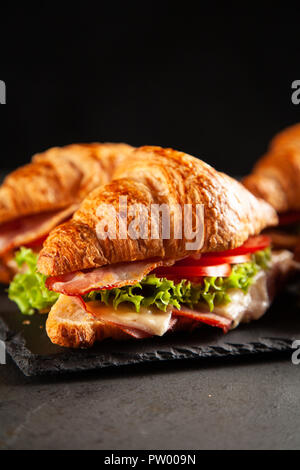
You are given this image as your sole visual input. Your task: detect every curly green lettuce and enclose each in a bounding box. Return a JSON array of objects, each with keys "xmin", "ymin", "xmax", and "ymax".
[
  {"xmin": 84, "ymin": 248, "xmax": 271, "ymax": 313},
  {"xmin": 8, "ymin": 247, "xmax": 59, "ymax": 315},
  {"xmin": 8, "ymin": 247, "xmax": 271, "ymax": 315}
]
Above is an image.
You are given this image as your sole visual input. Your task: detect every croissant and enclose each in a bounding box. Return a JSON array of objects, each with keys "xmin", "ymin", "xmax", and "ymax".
[
  {"xmin": 0, "ymin": 142, "xmax": 134, "ymax": 282},
  {"xmin": 243, "ymin": 124, "xmax": 300, "ymax": 213},
  {"xmin": 38, "ymin": 146, "xmax": 277, "ymax": 276},
  {"xmin": 0, "ymin": 142, "xmax": 134, "ymax": 224},
  {"xmin": 35, "ymin": 147, "xmax": 299, "ymax": 349}
]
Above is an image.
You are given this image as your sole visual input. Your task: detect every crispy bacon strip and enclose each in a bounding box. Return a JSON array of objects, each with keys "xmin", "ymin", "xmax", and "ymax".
[
  {"xmin": 46, "ymin": 259, "xmax": 174, "ymax": 295},
  {"xmin": 172, "ymin": 307, "xmax": 232, "ymax": 333},
  {"xmin": 119, "ymin": 327, "xmax": 153, "ymax": 339}
]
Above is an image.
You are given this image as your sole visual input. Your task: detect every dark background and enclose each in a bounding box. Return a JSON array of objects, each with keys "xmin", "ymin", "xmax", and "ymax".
[{"xmin": 1, "ymin": 3, "xmax": 300, "ymax": 175}]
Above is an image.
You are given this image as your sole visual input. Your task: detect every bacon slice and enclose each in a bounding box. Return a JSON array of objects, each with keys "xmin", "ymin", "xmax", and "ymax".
[
  {"xmin": 172, "ymin": 307, "xmax": 232, "ymax": 333},
  {"xmin": 0, "ymin": 204, "xmax": 78, "ymax": 256},
  {"xmin": 46, "ymin": 259, "xmax": 174, "ymax": 295},
  {"xmin": 0, "ymin": 259, "xmax": 13, "ymax": 284},
  {"xmin": 119, "ymin": 327, "xmax": 153, "ymax": 339}
]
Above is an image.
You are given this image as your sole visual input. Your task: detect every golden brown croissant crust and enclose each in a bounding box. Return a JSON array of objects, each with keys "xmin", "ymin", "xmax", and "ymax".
[
  {"xmin": 38, "ymin": 146, "xmax": 277, "ymax": 276},
  {"xmin": 0, "ymin": 143, "xmax": 134, "ymax": 225},
  {"xmin": 243, "ymin": 124, "xmax": 300, "ymax": 212}
]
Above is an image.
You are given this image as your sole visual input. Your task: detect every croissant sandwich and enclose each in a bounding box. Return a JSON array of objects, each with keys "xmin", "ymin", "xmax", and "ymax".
[
  {"xmin": 243, "ymin": 123, "xmax": 300, "ymax": 251},
  {"xmin": 0, "ymin": 143, "xmax": 134, "ymax": 283},
  {"xmin": 8, "ymin": 146, "xmax": 296, "ymax": 348}
]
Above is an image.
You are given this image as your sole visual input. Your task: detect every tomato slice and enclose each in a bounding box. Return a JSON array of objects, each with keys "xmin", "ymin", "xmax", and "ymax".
[
  {"xmin": 154, "ymin": 235, "xmax": 270, "ymax": 281},
  {"xmin": 178, "ymin": 253, "xmax": 251, "ymax": 266},
  {"xmin": 205, "ymin": 235, "xmax": 271, "ymax": 256},
  {"xmin": 279, "ymin": 211, "xmax": 300, "ymax": 226},
  {"xmin": 155, "ymin": 263, "xmax": 232, "ymax": 278},
  {"xmin": 174, "ymin": 235, "xmax": 270, "ymax": 267}
]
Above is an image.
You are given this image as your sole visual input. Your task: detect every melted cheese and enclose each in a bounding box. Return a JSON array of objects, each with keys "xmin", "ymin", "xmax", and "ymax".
[
  {"xmin": 214, "ymin": 250, "xmax": 293, "ymax": 327},
  {"xmin": 213, "ymin": 270, "xmax": 269, "ymax": 327},
  {"xmin": 85, "ymin": 301, "xmax": 172, "ymax": 336}
]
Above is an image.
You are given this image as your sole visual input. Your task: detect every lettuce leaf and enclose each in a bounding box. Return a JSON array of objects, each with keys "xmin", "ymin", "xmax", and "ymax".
[
  {"xmin": 8, "ymin": 247, "xmax": 59, "ymax": 315},
  {"xmin": 8, "ymin": 247, "xmax": 271, "ymax": 316},
  {"xmin": 84, "ymin": 248, "xmax": 271, "ymax": 313}
]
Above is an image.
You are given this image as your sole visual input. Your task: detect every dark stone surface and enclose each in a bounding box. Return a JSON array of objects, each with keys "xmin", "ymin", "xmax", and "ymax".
[
  {"xmin": 0, "ymin": 285, "xmax": 299, "ymax": 449},
  {"xmin": 0, "ymin": 353, "xmax": 300, "ymax": 449},
  {"xmin": 0, "ymin": 285, "xmax": 299, "ymax": 377}
]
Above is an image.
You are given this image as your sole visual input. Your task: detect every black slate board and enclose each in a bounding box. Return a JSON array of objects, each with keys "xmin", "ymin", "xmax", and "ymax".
[{"xmin": 0, "ymin": 285, "xmax": 299, "ymax": 376}]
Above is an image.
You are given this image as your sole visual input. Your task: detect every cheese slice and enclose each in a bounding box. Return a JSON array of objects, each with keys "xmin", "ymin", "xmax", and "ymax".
[
  {"xmin": 213, "ymin": 250, "xmax": 293, "ymax": 327},
  {"xmin": 213, "ymin": 270, "xmax": 268, "ymax": 327},
  {"xmin": 84, "ymin": 301, "xmax": 172, "ymax": 337}
]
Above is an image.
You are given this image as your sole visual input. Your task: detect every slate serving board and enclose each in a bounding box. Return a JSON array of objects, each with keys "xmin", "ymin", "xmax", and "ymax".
[{"xmin": 0, "ymin": 283, "xmax": 299, "ymax": 377}]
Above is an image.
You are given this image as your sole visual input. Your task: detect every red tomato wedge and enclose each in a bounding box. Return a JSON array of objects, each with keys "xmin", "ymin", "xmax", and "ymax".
[
  {"xmin": 177, "ymin": 253, "xmax": 251, "ymax": 266},
  {"xmin": 155, "ymin": 263, "xmax": 232, "ymax": 278},
  {"xmin": 278, "ymin": 211, "xmax": 300, "ymax": 226}
]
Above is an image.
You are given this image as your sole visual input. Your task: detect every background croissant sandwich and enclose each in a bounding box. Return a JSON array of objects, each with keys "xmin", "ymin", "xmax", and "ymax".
[
  {"xmin": 243, "ymin": 123, "xmax": 300, "ymax": 251},
  {"xmin": 8, "ymin": 146, "xmax": 296, "ymax": 348},
  {"xmin": 0, "ymin": 142, "xmax": 134, "ymax": 283}
]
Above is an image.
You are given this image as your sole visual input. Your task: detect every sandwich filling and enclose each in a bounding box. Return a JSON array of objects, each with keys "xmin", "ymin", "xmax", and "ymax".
[
  {"xmin": 8, "ymin": 235, "xmax": 294, "ymax": 338},
  {"xmin": 0, "ymin": 204, "xmax": 78, "ymax": 282},
  {"xmin": 266, "ymin": 210, "xmax": 300, "ymax": 249}
]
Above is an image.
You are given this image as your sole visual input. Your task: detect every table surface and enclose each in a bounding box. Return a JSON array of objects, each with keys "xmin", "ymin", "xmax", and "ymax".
[{"xmin": 0, "ymin": 353, "xmax": 299, "ymax": 450}]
